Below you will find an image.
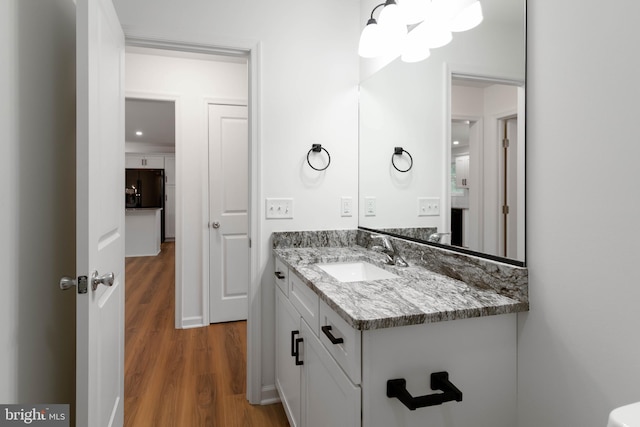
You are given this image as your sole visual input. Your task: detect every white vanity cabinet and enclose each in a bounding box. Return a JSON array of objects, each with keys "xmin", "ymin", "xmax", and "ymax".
[
  {"xmin": 274, "ymin": 257, "xmax": 517, "ymax": 427},
  {"xmin": 275, "ymin": 261, "xmax": 361, "ymax": 427}
]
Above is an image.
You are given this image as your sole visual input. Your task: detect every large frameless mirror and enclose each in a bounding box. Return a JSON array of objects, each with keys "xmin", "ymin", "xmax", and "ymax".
[{"xmin": 359, "ymin": 0, "xmax": 526, "ymax": 265}]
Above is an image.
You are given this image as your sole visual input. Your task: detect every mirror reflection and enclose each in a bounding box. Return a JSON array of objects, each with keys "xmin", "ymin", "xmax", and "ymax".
[{"xmin": 359, "ymin": 0, "xmax": 525, "ymax": 264}]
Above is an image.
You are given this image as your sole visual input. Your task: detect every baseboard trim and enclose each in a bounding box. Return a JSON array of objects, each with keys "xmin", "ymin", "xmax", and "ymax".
[
  {"xmin": 260, "ymin": 384, "xmax": 280, "ymax": 405},
  {"xmin": 181, "ymin": 316, "xmax": 204, "ymax": 329}
]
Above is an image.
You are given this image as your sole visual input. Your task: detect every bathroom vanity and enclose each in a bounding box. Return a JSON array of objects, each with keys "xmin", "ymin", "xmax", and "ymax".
[{"xmin": 273, "ymin": 230, "xmax": 528, "ymax": 427}]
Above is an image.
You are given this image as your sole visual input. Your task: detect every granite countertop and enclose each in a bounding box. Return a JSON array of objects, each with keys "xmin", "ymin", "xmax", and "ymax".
[{"xmin": 274, "ymin": 246, "xmax": 528, "ymax": 330}]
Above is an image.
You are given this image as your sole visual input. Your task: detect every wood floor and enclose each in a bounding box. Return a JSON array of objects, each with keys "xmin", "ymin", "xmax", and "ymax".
[{"xmin": 124, "ymin": 242, "xmax": 289, "ymax": 427}]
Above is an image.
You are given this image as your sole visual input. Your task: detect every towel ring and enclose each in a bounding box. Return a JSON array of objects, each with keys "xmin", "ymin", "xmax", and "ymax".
[
  {"xmin": 307, "ymin": 144, "xmax": 331, "ymax": 171},
  {"xmin": 392, "ymin": 147, "xmax": 413, "ymax": 172}
]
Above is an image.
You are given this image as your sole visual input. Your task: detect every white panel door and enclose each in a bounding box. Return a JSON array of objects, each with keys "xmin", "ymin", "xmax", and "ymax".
[
  {"xmin": 75, "ymin": 0, "xmax": 125, "ymax": 425},
  {"xmin": 208, "ymin": 104, "xmax": 249, "ymax": 323}
]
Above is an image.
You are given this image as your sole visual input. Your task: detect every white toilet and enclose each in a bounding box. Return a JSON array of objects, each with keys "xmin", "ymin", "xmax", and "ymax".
[{"xmin": 608, "ymin": 402, "xmax": 640, "ymax": 427}]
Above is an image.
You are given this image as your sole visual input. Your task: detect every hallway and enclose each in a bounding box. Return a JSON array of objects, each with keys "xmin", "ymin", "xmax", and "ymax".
[{"xmin": 124, "ymin": 242, "xmax": 288, "ymax": 426}]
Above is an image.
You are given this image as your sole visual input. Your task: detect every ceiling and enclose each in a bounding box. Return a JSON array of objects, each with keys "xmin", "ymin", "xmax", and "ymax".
[{"xmin": 125, "ymin": 98, "xmax": 175, "ymax": 146}]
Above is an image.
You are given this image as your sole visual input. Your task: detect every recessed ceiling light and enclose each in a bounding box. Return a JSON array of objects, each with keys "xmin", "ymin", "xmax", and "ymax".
[
  {"xmin": 453, "ymin": 140, "xmax": 460, "ymax": 145},
  {"xmin": 135, "ymin": 131, "xmax": 143, "ymax": 136}
]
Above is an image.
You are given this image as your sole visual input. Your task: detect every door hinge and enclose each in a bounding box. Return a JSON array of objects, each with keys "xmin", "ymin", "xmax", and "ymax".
[
  {"xmin": 502, "ymin": 205, "xmax": 510, "ymax": 215},
  {"xmin": 249, "ymin": 238, "xmax": 252, "ymax": 248},
  {"xmin": 502, "ymin": 138, "xmax": 510, "ymax": 148}
]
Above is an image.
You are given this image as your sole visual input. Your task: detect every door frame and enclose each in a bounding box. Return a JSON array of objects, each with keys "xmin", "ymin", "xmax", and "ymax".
[{"xmin": 124, "ymin": 34, "xmax": 263, "ymax": 404}]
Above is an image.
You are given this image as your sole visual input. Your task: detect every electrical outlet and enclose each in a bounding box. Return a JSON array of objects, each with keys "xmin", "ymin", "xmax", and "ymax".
[
  {"xmin": 341, "ymin": 197, "xmax": 353, "ymax": 217},
  {"xmin": 364, "ymin": 197, "xmax": 376, "ymax": 216},
  {"xmin": 265, "ymin": 198, "xmax": 294, "ymax": 219},
  {"xmin": 418, "ymin": 197, "xmax": 440, "ymax": 216}
]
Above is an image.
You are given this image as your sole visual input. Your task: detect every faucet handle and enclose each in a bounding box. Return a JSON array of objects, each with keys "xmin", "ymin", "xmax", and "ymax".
[{"xmin": 371, "ymin": 234, "xmax": 393, "ymax": 251}]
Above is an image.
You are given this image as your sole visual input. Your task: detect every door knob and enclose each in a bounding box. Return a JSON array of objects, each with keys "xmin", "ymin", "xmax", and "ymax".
[
  {"xmin": 91, "ymin": 271, "xmax": 114, "ymax": 291},
  {"xmin": 211, "ymin": 221, "xmax": 220, "ymax": 229}
]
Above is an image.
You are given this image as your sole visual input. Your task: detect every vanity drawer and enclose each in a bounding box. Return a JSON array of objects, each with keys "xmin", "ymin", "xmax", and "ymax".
[
  {"xmin": 319, "ymin": 299, "xmax": 362, "ymax": 385},
  {"xmin": 274, "ymin": 257, "xmax": 289, "ymax": 297},
  {"xmin": 289, "ymin": 272, "xmax": 319, "ymax": 336}
]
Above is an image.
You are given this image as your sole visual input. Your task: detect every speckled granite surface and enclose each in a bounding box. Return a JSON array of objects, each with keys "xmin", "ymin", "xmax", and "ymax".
[{"xmin": 272, "ymin": 230, "xmax": 529, "ymax": 330}]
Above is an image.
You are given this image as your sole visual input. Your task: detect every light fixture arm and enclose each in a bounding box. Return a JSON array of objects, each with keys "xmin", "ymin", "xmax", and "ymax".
[{"xmin": 369, "ymin": 3, "xmax": 386, "ymax": 21}]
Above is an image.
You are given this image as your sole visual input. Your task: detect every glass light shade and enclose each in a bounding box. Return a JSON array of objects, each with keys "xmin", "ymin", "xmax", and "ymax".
[
  {"xmin": 420, "ymin": 15, "xmax": 452, "ymax": 49},
  {"xmin": 397, "ymin": 0, "xmax": 430, "ymax": 25},
  {"xmin": 378, "ymin": 2, "xmax": 408, "ymax": 57},
  {"xmin": 378, "ymin": 1, "xmax": 405, "ymax": 29},
  {"xmin": 401, "ymin": 31, "xmax": 431, "ymax": 62},
  {"xmin": 450, "ymin": 0, "xmax": 483, "ymax": 32},
  {"xmin": 358, "ymin": 20, "xmax": 383, "ymax": 58}
]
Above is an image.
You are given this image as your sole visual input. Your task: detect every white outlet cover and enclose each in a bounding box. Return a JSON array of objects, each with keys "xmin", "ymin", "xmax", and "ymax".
[
  {"xmin": 364, "ymin": 197, "xmax": 376, "ymax": 216},
  {"xmin": 341, "ymin": 197, "xmax": 353, "ymax": 217}
]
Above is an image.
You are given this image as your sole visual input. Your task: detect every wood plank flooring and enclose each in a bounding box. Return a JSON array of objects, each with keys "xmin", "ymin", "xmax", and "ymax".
[{"xmin": 124, "ymin": 242, "xmax": 289, "ymax": 427}]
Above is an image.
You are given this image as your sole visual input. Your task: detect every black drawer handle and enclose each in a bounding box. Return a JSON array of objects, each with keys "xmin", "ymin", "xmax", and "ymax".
[
  {"xmin": 291, "ymin": 330, "xmax": 300, "ymax": 357},
  {"xmin": 387, "ymin": 371, "xmax": 462, "ymax": 411},
  {"xmin": 275, "ymin": 271, "xmax": 285, "ymax": 280},
  {"xmin": 321, "ymin": 325, "xmax": 344, "ymax": 345},
  {"xmin": 294, "ymin": 338, "xmax": 304, "ymax": 366}
]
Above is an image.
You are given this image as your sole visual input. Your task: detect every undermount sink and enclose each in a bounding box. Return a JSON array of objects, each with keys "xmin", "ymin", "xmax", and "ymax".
[{"xmin": 316, "ymin": 261, "xmax": 398, "ymax": 283}]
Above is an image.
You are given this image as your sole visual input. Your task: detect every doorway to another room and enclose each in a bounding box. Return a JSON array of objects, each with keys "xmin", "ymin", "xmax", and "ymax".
[{"xmin": 123, "ymin": 45, "xmax": 261, "ymax": 421}]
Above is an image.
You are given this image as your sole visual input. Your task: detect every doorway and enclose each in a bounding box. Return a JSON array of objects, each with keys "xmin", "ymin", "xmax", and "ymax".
[
  {"xmin": 449, "ymin": 75, "xmax": 523, "ymax": 260},
  {"xmin": 123, "ymin": 42, "xmax": 258, "ymax": 398}
]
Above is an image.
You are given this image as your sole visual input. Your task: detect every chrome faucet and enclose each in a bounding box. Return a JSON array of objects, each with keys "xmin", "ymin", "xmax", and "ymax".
[
  {"xmin": 428, "ymin": 232, "xmax": 451, "ymax": 243},
  {"xmin": 370, "ymin": 234, "xmax": 408, "ymax": 267}
]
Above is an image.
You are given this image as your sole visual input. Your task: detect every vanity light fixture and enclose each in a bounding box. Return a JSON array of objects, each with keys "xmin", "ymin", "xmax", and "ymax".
[{"xmin": 359, "ymin": 0, "xmax": 484, "ymax": 63}]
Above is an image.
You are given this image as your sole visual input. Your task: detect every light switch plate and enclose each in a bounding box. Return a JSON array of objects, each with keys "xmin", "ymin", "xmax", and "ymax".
[
  {"xmin": 341, "ymin": 197, "xmax": 353, "ymax": 217},
  {"xmin": 266, "ymin": 198, "xmax": 294, "ymax": 219},
  {"xmin": 364, "ymin": 197, "xmax": 376, "ymax": 216},
  {"xmin": 418, "ymin": 197, "xmax": 440, "ymax": 216}
]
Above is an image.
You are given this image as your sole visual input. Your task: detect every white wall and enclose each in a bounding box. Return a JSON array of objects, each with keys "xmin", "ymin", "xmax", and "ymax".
[
  {"xmin": 113, "ymin": 0, "xmax": 360, "ymax": 399},
  {"xmin": 125, "ymin": 50, "xmax": 248, "ymax": 327},
  {"xmin": 0, "ymin": 0, "xmax": 76, "ymax": 406},
  {"xmin": 518, "ymin": 0, "xmax": 640, "ymax": 425}
]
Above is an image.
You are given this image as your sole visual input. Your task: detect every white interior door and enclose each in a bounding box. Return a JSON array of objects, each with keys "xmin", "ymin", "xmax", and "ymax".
[
  {"xmin": 208, "ymin": 104, "xmax": 249, "ymax": 323},
  {"xmin": 76, "ymin": 0, "xmax": 125, "ymax": 425},
  {"xmin": 504, "ymin": 117, "xmax": 518, "ymax": 258}
]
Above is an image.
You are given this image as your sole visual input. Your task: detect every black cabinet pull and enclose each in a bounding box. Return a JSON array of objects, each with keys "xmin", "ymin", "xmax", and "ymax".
[
  {"xmin": 291, "ymin": 330, "xmax": 299, "ymax": 357},
  {"xmin": 275, "ymin": 271, "xmax": 285, "ymax": 280},
  {"xmin": 387, "ymin": 371, "xmax": 462, "ymax": 411},
  {"xmin": 321, "ymin": 325, "xmax": 344, "ymax": 345},
  {"xmin": 294, "ymin": 338, "xmax": 304, "ymax": 366}
]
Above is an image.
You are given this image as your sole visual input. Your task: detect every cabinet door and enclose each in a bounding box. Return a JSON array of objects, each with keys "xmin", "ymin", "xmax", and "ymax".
[
  {"xmin": 164, "ymin": 155, "xmax": 176, "ymax": 185},
  {"xmin": 455, "ymin": 155, "xmax": 469, "ymax": 188},
  {"xmin": 301, "ymin": 320, "xmax": 361, "ymax": 427},
  {"xmin": 125, "ymin": 154, "xmax": 144, "ymax": 168},
  {"xmin": 276, "ymin": 288, "xmax": 302, "ymax": 427},
  {"xmin": 362, "ymin": 314, "xmax": 516, "ymax": 427},
  {"xmin": 164, "ymin": 185, "xmax": 175, "ymax": 239},
  {"xmin": 125, "ymin": 154, "xmax": 164, "ymax": 169}
]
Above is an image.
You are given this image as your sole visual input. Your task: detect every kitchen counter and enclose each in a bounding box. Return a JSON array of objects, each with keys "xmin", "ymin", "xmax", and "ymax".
[
  {"xmin": 125, "ymin": 208, "xmax": 162, "ymax": 257},
  {"xmin": 274, "ymin": 243, "xmax": 528, "ymax": 331}
]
